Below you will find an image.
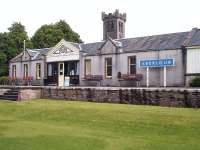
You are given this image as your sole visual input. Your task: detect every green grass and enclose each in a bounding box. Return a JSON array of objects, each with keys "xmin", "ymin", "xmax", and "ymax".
[{"xmin": 0, "ymin": 100, "xmax": 200, "ymax": 150}]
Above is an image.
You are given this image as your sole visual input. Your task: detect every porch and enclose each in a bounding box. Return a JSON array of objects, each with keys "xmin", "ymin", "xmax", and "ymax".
[{"xmin": 44, "ymin": 61, "xmax": 79, "ymax": 86}]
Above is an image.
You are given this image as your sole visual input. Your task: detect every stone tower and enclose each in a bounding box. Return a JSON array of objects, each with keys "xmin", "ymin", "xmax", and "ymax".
[{"xmin": 102, "ymin": 9, "xmax": 126, "ymax": 40}]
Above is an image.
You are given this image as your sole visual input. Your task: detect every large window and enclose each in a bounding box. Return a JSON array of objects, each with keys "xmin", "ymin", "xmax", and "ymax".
[
  {"xmin": 128, "ymin": 56, "xmax": 136, "ymax": 75},
  {"xmin": 12, "ymin": 65, "xmax": 16, "ymax": 78},
  {"xmin": 105, "ymin": 58, "xmax": 112, "ymax": 78},
  {"xmin": 36, "ymin": 63, "xmax": 41, "ymax": 79},
  {"xmin": 84, "ymin": 59, "xmax": 91, "ymax": 76},
  {"xmin": 23, "ymin": 64, "xmax": 28, "ymax": 78}
]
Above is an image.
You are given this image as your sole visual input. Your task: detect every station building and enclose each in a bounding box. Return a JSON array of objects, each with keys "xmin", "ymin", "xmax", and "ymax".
[{"xmin": 9, "ymin": 10, "xmax": 200, "ymax": 87}]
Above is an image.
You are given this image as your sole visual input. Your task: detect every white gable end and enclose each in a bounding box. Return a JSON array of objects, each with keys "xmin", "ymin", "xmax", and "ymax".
[
  {"xmin": 100, "ymin": 39, "xmax": 117, "ymax": 54},
  {"xmin": 46, "ymin": 39, "xmax": 80, "ymax": 62}
]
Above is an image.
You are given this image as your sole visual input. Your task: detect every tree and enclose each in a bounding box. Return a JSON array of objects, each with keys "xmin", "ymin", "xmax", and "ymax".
[
  {"xmin": 0, "ymin": 65, "xmax": 8, "ymax": 77},
  {"xmin": 55, "ymin": 20, "xmax": 82, "ymax": 43},
  {"xmin": 0, "ymin": 52, "xmax": 6, "ymax": 64},
  {"xmin": 32, "ymin": 20, "xmax": 82, "ymax": 48},
  {"xmin": 0, "ymin": 22, "xmax": 32, "ymax": 76},
  {"xmin": 8, "ymin": 22, "xmax": 32, "ymax": 53},
  {"xmin": 0, "ymin": 20, "xmax": 83, "ymax": 77},
  {"xmin": 31, "ymin": 24, "xmax": 64, "ymax": 48}
]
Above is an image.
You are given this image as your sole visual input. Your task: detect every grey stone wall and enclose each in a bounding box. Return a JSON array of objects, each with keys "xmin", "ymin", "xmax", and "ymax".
[
  {"xmin": 41, "ymin": 87, "xmax": 200, "ymax": 108},
  {"xmin": 1, "ymin": 86, "xmax": 200, "ymax": 108}
]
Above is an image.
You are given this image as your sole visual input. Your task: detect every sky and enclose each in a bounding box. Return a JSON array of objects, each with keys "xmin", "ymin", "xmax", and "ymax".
[{"xmin": 0, "ymin": 0, "xmax": 200, "ymax": 43}]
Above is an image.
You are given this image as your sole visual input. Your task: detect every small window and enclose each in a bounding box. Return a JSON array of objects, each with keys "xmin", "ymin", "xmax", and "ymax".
[
  {"xmin": 119, "ymin": 22, "xmax": 121, "ymax": 32},
  {"xmin": 105, "ymin": 58, "xmax": 112, "ymax": 78},
  {"xmin": 128, "ymin": 56, "xmax": 136, "ymax": 75},
  {"xmin": 84, "ymin": 59, "xmax": 91, "ymax": 76},
  {"xmin": 12, "ymin": 65, "xmax": 16, "ymax": 78},
  {"xmin": 48, "ymin": 64, "xmax": 53, "ymax": 76},
  {"xmin": 36, "ymin": 63, "xmax": 41, "ymax": 79},
  {"xmin": 119, "ymin": 22, "xmax": 123, "ymax": 33},
  {"xmin": 111, "ymin": 21, "xmax": 114, "ymax": 31},
  {"xmin": 23, "ymin": 64, "xmax": 28, "ymax": 78}
]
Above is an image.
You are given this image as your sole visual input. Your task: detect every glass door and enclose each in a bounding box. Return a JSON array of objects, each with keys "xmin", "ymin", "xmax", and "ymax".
[{"xmin": 58, "ymin": 62, "xmax": 64, "ymax": 86}]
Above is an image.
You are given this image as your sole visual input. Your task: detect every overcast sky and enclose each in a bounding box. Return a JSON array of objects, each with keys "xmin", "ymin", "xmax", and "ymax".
[{"xmin": 1, "ymin": 0, "xmax": 200, "ymax": 43}]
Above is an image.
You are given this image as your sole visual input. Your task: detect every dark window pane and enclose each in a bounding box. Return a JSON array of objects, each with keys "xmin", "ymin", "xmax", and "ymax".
[
  {"xmin": 107, "ymin": 58, "xmax": 112, "ymax": 65},
  {"xmin": 129, "ymin": 56, "xmax": 136, "ymax": 75},
  {"xmin": 105, "ymin": 58, "xmax": 112, "ymax": 77},
  {"xmin": 130, "ymin": 65, "xmax": 136, "ymax": 74},
  {"xmin": 130, "ymin": 56, "xmax": 136, "ymax": 64},
  {"xmin": 107, "ymin": 66, "xmax": 112, "ymax": 76}
]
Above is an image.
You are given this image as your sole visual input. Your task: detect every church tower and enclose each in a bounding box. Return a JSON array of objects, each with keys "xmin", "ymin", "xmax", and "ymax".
[{"xmin": 102, "ymin": 9, "xmax": 126, "ymax": 40}]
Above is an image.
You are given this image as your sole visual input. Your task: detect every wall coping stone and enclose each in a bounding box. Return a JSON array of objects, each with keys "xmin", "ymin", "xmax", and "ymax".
[{"xmin": 1, "ymin": 85, "xmax": 200, "ymax": 92}]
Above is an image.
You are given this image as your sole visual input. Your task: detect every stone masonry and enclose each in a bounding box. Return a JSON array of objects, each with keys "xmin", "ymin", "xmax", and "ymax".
[{"xmin": 0, "ymin": 86, "xmax": 200, "ymax": 108}]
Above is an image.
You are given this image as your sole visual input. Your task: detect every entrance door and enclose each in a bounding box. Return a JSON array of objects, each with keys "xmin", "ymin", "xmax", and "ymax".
[{"xmin": 58, "ymin": 62, "xmax": 64, "ymax": 86}]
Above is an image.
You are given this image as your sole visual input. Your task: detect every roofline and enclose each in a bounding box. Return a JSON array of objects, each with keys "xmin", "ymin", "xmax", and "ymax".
[
  {"xmin": 117, "ymin": 31, "xmax": 191, "ymax": 41},
  {"xmin": 80, "ymin": 30, "xmax": 193, "ymax": 46},
  {"xmin": 27, "ymin": 47, "xmax": 51, "ymax": 51},
  {"xmin": 82, "ymin": 47, "xmax": 182, "ymax": 56},
  {"xmin": 9, "ymin": 58, "xmax": 44, "ymax": 63}
]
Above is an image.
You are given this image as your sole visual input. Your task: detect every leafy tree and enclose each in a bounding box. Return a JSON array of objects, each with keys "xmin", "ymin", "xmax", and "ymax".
[
  {"xmin": 55, "ymin": 20, "xmax": 82, "ymax": 43},
  {"xmin": 31, "ymin": 24, "xmax": 64, "ymax": 48},
  {"xmin": 0, "ymin": 22, "xmax": 32, "ymax": 76},
  {"xmin": 0, "ymin": 52, "xmax": 6, "ymax": 64},
  {"xmin": 8, "ymin": 22, "xmax": 32, "ymax": 53},
  {"xmin": 32, "ymin": 20, "xmax": 82, "ymax": 48},
  {"xmin": 0, "ymin": 20, "xmax": 82, "ymax": 77},
  {"xmin": 0, "ymin": 64, "xmax": 8, "ymax": 76}
]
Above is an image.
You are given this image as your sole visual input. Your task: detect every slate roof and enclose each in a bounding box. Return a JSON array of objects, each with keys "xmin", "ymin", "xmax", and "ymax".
[
  {"xmin": 10, "ymin": 28, "xmax": 200, "ymax": 62},
  {"xmin": 80, "ymin": 41, "xmax": 104, "ymax": 55},
  {"xmin": 30, "ymin": 48, "xmax": 51, "ymax": 60},
  {"xmin": 10, "ymin": 48, "xmax": 51, "ymax": 62},
  {"xmin": 80, "ymin": 28, "xmax": 200, "ymax": 55}
]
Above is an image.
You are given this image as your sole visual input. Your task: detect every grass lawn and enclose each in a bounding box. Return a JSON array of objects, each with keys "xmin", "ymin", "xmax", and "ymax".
[{"xmin": 0, "ymin": 100, "xmax": 200, "ymax": 150}]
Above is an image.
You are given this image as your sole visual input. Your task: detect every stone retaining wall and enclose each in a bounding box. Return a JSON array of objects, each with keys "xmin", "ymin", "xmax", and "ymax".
[
  {"xmin": 19, "ymin": 89, "xmax": 41, "ymax": 101},
  {"xmin": 41, "ymin": 87, "xmax": 200, "ymax": 108},
  {"xmin": 0, "ymin": 86, "xmax": 200, "ymax": 108}
]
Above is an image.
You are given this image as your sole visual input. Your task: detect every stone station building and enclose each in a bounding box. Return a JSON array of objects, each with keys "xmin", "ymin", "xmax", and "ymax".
[{"xmin": 9, "ymin": 9, "xmax": 200, "ymax": 87}]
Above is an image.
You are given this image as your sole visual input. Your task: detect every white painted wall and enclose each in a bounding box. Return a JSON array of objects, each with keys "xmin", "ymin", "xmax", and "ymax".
[
  {"xmin": 9, "ymin": 62, "xmax": 22, "ymax": 78},
  {"xmin": 9, "ymin": 60, "xmax": 45, "ymax": 85},
  {"xmin": 46, "ymin": 53, "xmax": 79, "ymax": 62},
  {"xmin": 187, "ymin": 48, "xmax": 200, "ymax": 73},
  {"xmin": 80, "ymin": 49, "xmax": 184, "ymax": 87}
]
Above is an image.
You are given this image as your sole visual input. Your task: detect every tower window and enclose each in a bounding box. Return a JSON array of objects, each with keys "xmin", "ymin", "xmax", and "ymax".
[
  {"xmin": 121, "ymin": 23, "xmax": 123, "ymax": 33},
  {"xmin": 111, "ymin": 21, "xmax": 114, "ymax": 31},
  {"xmin": 119, "ymin": 22, "xmax": 123, "ymax": 33},
  {"xmin": 107, "ymin": 21, "xmax": 115, "ymax": 32}
]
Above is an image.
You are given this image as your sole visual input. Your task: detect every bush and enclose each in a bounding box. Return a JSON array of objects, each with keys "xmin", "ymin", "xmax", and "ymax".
[
  {"xmin": 0, "ymin": 76, "xmax": 9, "ymax": 85},
  {"xmin": 190, "ymin": 76, "xmax": 200, "ymax": 87},
  {"xmin": 0, "ymin": 65, "xmax": 8, "ymax": 76}
]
